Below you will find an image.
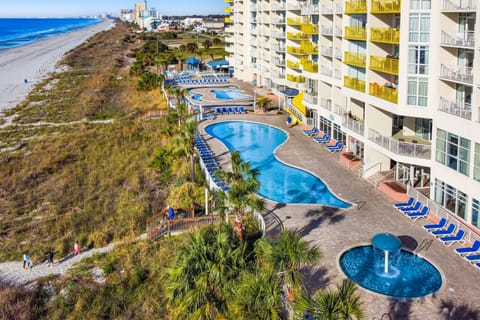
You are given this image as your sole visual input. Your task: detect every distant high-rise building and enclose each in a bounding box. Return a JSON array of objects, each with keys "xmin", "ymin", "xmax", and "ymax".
[
  {"xmin": 120, "ymin": 9, "xmax": 134, "ymax": 22},
  {"xmin": 135, "ymin": 1, "xmax": 148, "ymax": 26}
]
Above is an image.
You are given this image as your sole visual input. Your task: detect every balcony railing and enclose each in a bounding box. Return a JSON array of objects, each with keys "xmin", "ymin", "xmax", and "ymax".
[
  {"xmin": 321, "ymin": 46, "xmax": 333, "ymax": 57},
  {"xmin": 371, "ymin": 0, "xmax": 401, "ymax": 13},
  {"xmin": 440, "ymin": 64, "xmax": 473, "ymax": 84},
  {"xmin": 287, "ymin": 60, "xmax": 301, "ymax": 69},
  {"xmin": 287, "ymin": 18, "xmax": 302, "ymax": 25},
  {"xmin": 287, "ymin": 32, "xmax": 308, "ymax": 40},
  {"xmin": 342, "ymin": 117, "xmax": 365, "ymax": 136},
  {"xmin": 369, "ymin": 83, "xmax": 398, "ymax": 103},
  {"xmin": 321, "ymin": 4, "xmax": 333, "ymax": 14},
  {"xmin": 442, "ymin": 0, "xmax": 476, "ymax": 11},
  {"xmin": 224, "ymin": 17, "xmax": 232, "ymax": 23},
  {"xmin": 271, "ymin": 71, "xmax": 286, "ymax": 80},
  {"xmin": 271, "ymin": 45, "xmax": 285, "ymax": 52},
  {"xmin": 321, "ymin": 25, "xmax": 334, "ymax": 36},
  {"xmin": 440, "ymin": 31, "xmax": 475, "ymax": 48},
  {"xmin": 370, "ymin": 28, "xmax": 400, "ymax": 44},
  {"xmin": 368, "ymin": 128, "xmax": 431, "ymax": 159},
  {"xmin": 303, "ymin": 62, "xmax": 318, "ymax": 73},
  {"xmin": 321, "ymin": 66, "xmax": 333, "ymax": 77},
  {"xmin": 272, "ymin": 31, "xmax": 286, "ymax": 38},
  {"xmin": 334, "ymin": 69, "xmax": 342, "ymax": 80},
  {"xmin": 225, "ymin": 7, "xmax": 233, "ymax": 13},
  {"xmin": 334, "ymin": 104, "xmax": 346, "ymax": 116},
  {"xmin": 286, "ymin": 74, "xmax": 305, "ymax": 83},
  {"xmin": 344, "ymin": 27, "xmax": 367, "ymax": 41},
  {"xmin": 345, "ymin": 0, "xmax": 367, "ymax": 13},
  {"xmin": 271, "ymin": 18, "xmax": 285, "ymax": 24},
  {"xmin": 369, "ymin": 55, "xmax": 399, "ymax": 75},
  {"xmin": 270, "ymin": 3, "xmax": 286, "ymax": 11},
  {"xmin": 344, "ymin": 51, "xmax": 366, "ymax": 68},
  {"xmin": 438, "ymin": 97, "xmax": 472, "ymax": 120},
  {"xmin": 286, "ymin": 2, "xmax": 302, "ymax": 10},
  {"xmin": 320, "ymin": 98, "xmax": 332, "ymax": 111},
  {"xmin": 335, "ymin": 48, "xmax": 342, "ymax": 59},
  {"xmin": 335, "ymin": 26, "xmax": 343, "ymax": 37},
  {"xmin": 301, "ymin": 24, "xmax": 319, "ymax": 34},
  {"xmin": 335, "ymin": 3, "xmax": 344, "ymax": 14},
  {"xmin": 344, "ymin": 76, "xmax": 366, "ymax": 92},
  {"xmin": 272, "ymin": 58, "xmax": 285, "ymax": 66},
  {"xmin": 302, "ymin": 5, "xmax": 320, "ymax": 15}
]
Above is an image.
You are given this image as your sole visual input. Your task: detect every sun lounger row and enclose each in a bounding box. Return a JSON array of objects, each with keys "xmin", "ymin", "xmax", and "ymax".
[
  {"xmin": 215, "ymin": 106, "xmax": 246, "ymax": 115},
  {"xmin": 194, "ymin": 135, "xmax": 230, "ymax": 191},
  {"xmin": 178, "ymin": 79, "xmax": 229, "ymax": 85}
]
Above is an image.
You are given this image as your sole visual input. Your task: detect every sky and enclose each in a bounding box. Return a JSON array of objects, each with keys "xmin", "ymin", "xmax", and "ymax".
[{"xmin": 0, "ymin": 0, "xmax": 225, "ymax": 18}]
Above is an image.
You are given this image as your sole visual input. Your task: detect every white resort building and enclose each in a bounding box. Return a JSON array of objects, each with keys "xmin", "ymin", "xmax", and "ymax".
[{"xmin": 224, "ymin": 0, "xmax": 480, "ymax": 233}]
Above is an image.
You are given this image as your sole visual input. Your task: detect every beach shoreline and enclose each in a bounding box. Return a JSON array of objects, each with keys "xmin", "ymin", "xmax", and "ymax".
[{"xmin": 0, "ymin": 18, "xmax": 115, "ymax": 115}]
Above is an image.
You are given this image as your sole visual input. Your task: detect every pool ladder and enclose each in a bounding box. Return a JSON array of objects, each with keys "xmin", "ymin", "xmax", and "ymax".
[{"xmin": 414, "ymin": 238, "xmax": 433, "ymax": 256}]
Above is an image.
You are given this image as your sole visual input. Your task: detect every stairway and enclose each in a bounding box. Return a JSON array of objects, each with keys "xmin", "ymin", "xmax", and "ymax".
[{"xmin": 365, "ymin": 170, "xmax": 394, "ymax": 188}]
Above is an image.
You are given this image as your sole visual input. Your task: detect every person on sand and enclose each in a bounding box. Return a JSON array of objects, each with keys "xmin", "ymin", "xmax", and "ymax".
[
  {"xmin": 47, "ymin": 248, "xmax": 55, "ymax": 267},
  {"xmin": 23, "ymin": 252, "xmax": 32, "ymax": 269},
  {"xmin": 74, "ymin": 241, "xmax": 80, "ymax": 256}
]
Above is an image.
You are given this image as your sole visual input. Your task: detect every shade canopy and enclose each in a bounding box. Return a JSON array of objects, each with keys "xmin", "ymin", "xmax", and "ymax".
[
  {"xmin": 186, "ymin": 57, "xmax": 200, "ymax": 65},
  {"xmin": 207, "ymin": 59, "xmax": 229, "ymax": 68},
  {"xmin": 281, "ymin": 87, "xmax": 299, "ymax": 97},
  {"xmin": 372, "ymin": 233, "xmax": 402, "ymax": 252}
]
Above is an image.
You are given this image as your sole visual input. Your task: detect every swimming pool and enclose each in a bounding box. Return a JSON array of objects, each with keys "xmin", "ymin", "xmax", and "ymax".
[
  {"xmin": 204, "ymin": 121, "xmax": 350, "ymax": 207},
  {"xmin": 211, "ymin": 89, "xmax": 251, "ymax": 100}
]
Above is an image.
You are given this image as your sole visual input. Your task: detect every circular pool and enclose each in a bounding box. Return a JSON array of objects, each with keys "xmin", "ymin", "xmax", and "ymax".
[{"xmin": 340, "ymin": 245, "xmax": 442, "ymax": 298}]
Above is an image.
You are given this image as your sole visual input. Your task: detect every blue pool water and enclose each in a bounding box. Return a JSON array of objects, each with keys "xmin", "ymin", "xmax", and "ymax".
[
  {"xmin": 340, "ymin": 246, "xmax": 442, "ymax": 298},
  {"xmin": 211, "ymin": 89, "xmax": 250, "ymax": 100},
  {"xmin": 192, "ymin": 94, "xmax": 202, "ymax": 101},
  {"xmin": 204, "ymin": 121, "xmax": 350, "ymax": 207}
]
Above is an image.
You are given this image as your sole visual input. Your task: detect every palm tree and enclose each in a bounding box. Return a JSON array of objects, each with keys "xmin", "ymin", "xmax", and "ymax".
[
  {"xmin": 294, "ymin": 280, "xmax": 364, "ymax": 320},
  {"xmin": 175, "ymin": 120, "xmax": 197, "ymax": 182},
  {"xmin": 214, "ymin": 151, "xmax": 265, "ymax": 241},
  {"xmin": 164, "ymin": 223, "xmax": 251, "ymax": 319},
  {"xmin": 256, "ymin": 95, "xmax": 273, "ymax": 112},
  {"xmin": 255, "ymin": 230, "xmax": 321, "ymax": 303}
]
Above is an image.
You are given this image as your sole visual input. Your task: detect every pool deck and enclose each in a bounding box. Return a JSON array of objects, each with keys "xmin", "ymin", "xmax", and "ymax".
[{"xmin": 198, "ymin": 112, "xmax": 480, "ymax": 320}]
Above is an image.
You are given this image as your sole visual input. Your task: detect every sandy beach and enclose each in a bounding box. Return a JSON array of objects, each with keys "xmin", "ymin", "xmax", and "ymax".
[{"xmin": 0, "ymin": 19, "xmax": 115, "ymax": 114}]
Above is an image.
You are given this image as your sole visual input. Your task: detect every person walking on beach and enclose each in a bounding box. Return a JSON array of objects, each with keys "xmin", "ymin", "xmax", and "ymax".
[
  {"xmin": 73, "ymin": 241, "xmax": 80, "ymax": 256},
  {"xmin": 23, "ymin": 252, "xmax": 32, "ymax": 269},
  {"xmin": 47, "ymin": 248, "xmax": 55, "ymax": 267}
]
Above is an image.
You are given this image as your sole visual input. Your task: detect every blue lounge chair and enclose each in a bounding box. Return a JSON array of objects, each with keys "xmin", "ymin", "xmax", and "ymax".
[
  {"xmin": 439, "ymin": 229, "xmax": 465, "ymax": 246},
  {"xmin": 239, "ymin": 106, "xmax": 246, "ymax": 113},
  {"xmin": 406, "ymin": 206, "xmax": 429, "ymax": 221},
  {"xmin": 234, "ymin": 106, "xmax": 240, "ymax": 113},
  {"xmin": 325, "ymin": 142, "xmax": 343, "ymax": 152},
  {"xmin": 423, "ymin": 218, "xmax": 447, "ymax": 232},
  {"xmin": 455, "ymin": 240, "xmax": 480, "ymax": 256},
  {"xmin": 228, "ymin": 107, "xmax": 234, "ymax": 114},
  {"xmin": 393, "ymin": 197, "xmax": 414, "ymax": 209},
  {"xmin": 464, "ymin": 254, "xmax": 480, "ymax": 262},
  {"xmin": 303, "ymin": 127, "xmax": 319, "ymax": 136},
  {"xmin": 398, "ymin": 201, "xmax": 421, "ymax": 212},
  {"xmin": 431, "ymin": 223, "xmax": 456, "ymax": 237},
  {"xmin": 222, "ymin": 107, "xmax": 228, "ymax": 114},
  {"xmin": 313, "ymin": 134, "xmax": 330, "ymax": 144}
]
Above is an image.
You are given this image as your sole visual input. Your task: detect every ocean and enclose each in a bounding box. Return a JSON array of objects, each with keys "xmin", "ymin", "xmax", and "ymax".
[{"xmin": 0, "ymin": 18, "xmax": 102, "ymax": 50}]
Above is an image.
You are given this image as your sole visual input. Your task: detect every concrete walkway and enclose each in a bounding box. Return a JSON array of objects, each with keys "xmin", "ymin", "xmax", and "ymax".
[{"xmin": 198, "ymin": 112, "xmax": 480, "ymax": 320}]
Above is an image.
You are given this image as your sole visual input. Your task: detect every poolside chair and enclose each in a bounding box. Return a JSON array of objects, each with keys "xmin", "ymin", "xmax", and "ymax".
[
  {"xmin": 313, "ymin": 134, "xmax": 330, "ymax": 144},
  {"xmin": 215, "ymin": 107, "xmax": 223, "ymax": 115},
  {"xmin": 239, "ymin": 106, "xmax": 246, "ymax": 113},
  {"xmin": 431, "ymin": 223, "xmax": 456, "ymax": 237},
  {"xmin": 303, "ymin": 127, "xmax": 319, "ymax": 136},
  {"xmin": 454, "ymin": 240, "xmax": 480, "ymax": 256},
  {"xmin": 398, "ymin": 201, "xmax": 422, "ymax": 212},
  {"xmin": 439, "ymin": 229, "xmax": 465, "ymax": 246},
  {"xmin": 393, "ymin": 197, "xmax": 414, "ymax": 209},
  {"xmin": 222, "ymin": 107, "xmax": 228, "ymax": 114},
  {"xmin": 406, "ymin": 206, "xmax": 429, "ymax": 221},
  {"xmin": 325, "ymin": 142, "xmax": 344, "ymax": 152},
  {"xmin": 228, "ymin": 107, "xmax": 234, "ymax": 114},
  {"xmin": 234, "ymin": 106, "xmax": 240, "ymax": 113},
  {"xmin": 464, "ymin": 254, "xmax": 480, "ymax": 263},
  {"xmin": 423, "ymin": 218, "xmax": 447, "ymax": 232}
]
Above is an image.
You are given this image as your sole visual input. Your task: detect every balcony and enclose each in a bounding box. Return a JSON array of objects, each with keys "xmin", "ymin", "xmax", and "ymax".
[
  {"xmin": 271, "ymin": 31, "xmax": 286, "ymax": 38},
  {"xmin": 344, "ymin": 76, "xmax": 366, "ymax": 92},
  {"xmin": 371, "ymin": 0, "xmax": 401, "ymax": 13},
  {"xmin": 321, "ymin": 4, "xmax": 333, "ymax": 14},
  {"xmin": 369, "ymin": 55, "xmax": 399, "ymax": 75},
  {"xmin": 335, "ymin": 3, "xmax": 344, "ymax": 14},
  {"xmin": 438, "ymin": 97, "xmax": 472, "ymax": 120},
  {"xmin": 287, "ymin": 32, "xmax": 308, "ymax": 40},
  {"xmin": 271, "ymin": 45, "xmax": 285, "ymax": 52},
  {"xmin": 271, "ymin": 3, "xmax": 286, "ymax": 11},
  {"xmin": 271, "ymin": 18, "xmax": 285, "ymax": 25},
  {"xmin": 344, "ymin": 27, "xmax": 367, "ymax": 41},
  {"xmin": 321, "ymin": 46, "xmax": 333, "ymax": 57},
  {"xmin": 342, "ymin": 116, "xmax": 365, "ymax": 136},
  {"xmin": 368, "ymin": 128, "xmax": 431, "ymax": 159},
  {"xmin": 224, "ymin": 17, "xmax": 232, "ymax": 23},
  {"xmin": 440, "ymin": 64, "xmax": 473, "ymax": 84},
  {"xmin": 272, "ymin": 58, "xmax": 285, "ymax": 66},
  {"xmin": 369, "ymin": 83, "xmax": 398, "ymax": 103},
  {"xmin": 335, "ymin": 26, "xmax": 343, "ymax": 37},
  {"xmin": 286, "ymin": 3, "xmax": 302, "ymax": 10},
  {"xmin": 225, "ymin": 0, "xmax": 233, "ymax": 2},
  {"xmin": 334, "ymin": 69, "xmax": 342, "ymax": 80},
  {"xmin": 345, "ymin": 0, "xmax": 367, "ymax": 14},
  {"xmin": 440, "ymin": 31, "xmax": 475, "ymax": 48},
  {"xmin": 334, "ymin": 104, "xmax": 346, "ymax": 116},
  {"xmin": 442, "ymin": 0, "xmax": 476, "ymax": 11},
  {"xmin": 320, "ymin": 98, "xmax": 332, "ymax": 111},
  {"xmin": 287, "ymin": 46, "xmax": 308, "ymax": 55},
  {"xmin": 225, "ymin": 7, "xmax": 233, "ymax": 13},
  {"xmin": 344, "ymin": 51, "xmax": 366, "ymax": 68},
  {"xmin": 303, "ymin": 62, "xmax": 318, "ymax": 73},
  {"xmin": 302, "ymin": 5, "xmax": 320, "ymax": 15},
  {"xmin": 303, "ymin": 92, "xmax": 318, "ymax": 105},
  {"xmin": 321, "ymin": 25, "xmax": 334, "ymax": 36},
  {"xmin": 287, "ymin": 60, "xmax": 301, "ymax": 69},
  {"xmin": 370, "ymin": 28, "xmax": 400, "ymax": 44},
  {"xmin": 271, "ymin": 71, "xmax": 286, "ymax": 80},
  {"xmin": 301, "ymin": 24, "xmax": 319, "ymax": 34},
  {"xmin": 321, "ymin": 66, "xmax": 333, "ymax": 77},
  {"xmin": 287, "ymin": 18, "xmax": 302, "ymax": 25},
  {"xmin": 287, "ymin": 74, "xmax": 305, "ymax": 83}
]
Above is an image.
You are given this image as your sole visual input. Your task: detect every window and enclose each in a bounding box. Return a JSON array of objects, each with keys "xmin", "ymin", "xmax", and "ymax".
[
  {"xmin": 407, "ymin": 77, "xmax": 428, "ymax": 106},
  {"xmin": 415, "ymin": 118, "xmax": 431, "ymax": 141},
  {"xmin": 408, "ymin": 46, "xmax": 429, "ymax": 74},
  {"xmin": 436, "ymin": 129, "xmax": 470, "ymax": 176},
  {"xmin": 410, "ymin": 0, "xmax": 431, "ymax": 10},
  {"xmin": 333, "ymin": 124, "xmax": 346, "ymax": 145},
  {"xmin": 409, "ymin": 13, "xmax": 430, "ymax": 42},
  {"xmin": 318, "ymin": 116, "xmax": 331, "ymax": 136},
  {"xmin": 474, "ymin": 143, "xmax": 480, "ymax": 181},
  {"xmin": 435, "ymin": 179, "xmax": 468, "ymax": 219},
  {"xmin": 473, "ymin": 198, "xmax": 480, "ymax": 229}
]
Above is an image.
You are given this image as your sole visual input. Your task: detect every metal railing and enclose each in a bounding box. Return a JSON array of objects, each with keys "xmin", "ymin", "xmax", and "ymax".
[
  {"xmin": 370, "ymin": 0, "xmax": 401, "ymax": 13},
  {"xmin": 369, "ymin": 55, "xmax": 399, "ymax": 75},
  {"xmin": 441, "ymin": 30, "xmax": 475, "ymax": 48},
  {"xmin": 320, "ymin": 98, "xmax": 332, "ymax": 111},
  {"xmin": 344, "ymin": 76, "xmax": 366, "ymax": 92},
  {"xmin": 368, "ymin": 128, "xmax": 431, "ymax": 159},
  {"xmin": 344, "ymin": 51, "xmax": 366, "ymax": 68},
  {"xmin": 408, "ymin": 186, "xmax": 480, "ymax": 242},
  {"xmin": 320, "ymin": 66, "xmax": 332, "ymax": 77},
  {"xmin": 321, "ymin": 25, "xmax": 334, "ymax": 36},
  {"xmin": 440, "ymin": 64, "xmax": 473, "ymax": 84},
  {"xmin": 342, "ymin": 116, "xmax": 365, "ymax": 136},
  {"xmin": 303, "ymin": 92, "xmax": 318, "ymax": 105},
  {"xmin": 370, "ymin": 27, "xmax": 400, "ymax": 44},
  {"xmin": 334, "ymin": 104, "xmax": 346, "ymax": 116},
  {"xmin": 438, "ymin": 97, "xmax": 472, "ymax": 120},
  {"xmin": 321, "ymin": 4, "xmax": 333, "ymax": 14},
  {"xmin": 442, "ymin": 0, "xmax": 476, "ymax": 11},
  {"xmin": 369, "ymin": 83, "xmax": 398, "ymax": 103},
  {"xmin": 321, "ymin": 46, "xmax": 333, "ymax": 56},
  {"xmin": 344, "ymin": 0, "xmax": 367, "ymax": 13},
  {"xmin": 344, "ymin": 26, "xmax": 367, "ymax": 41},
  {"xmin": 302, "ymin": 4, "xmax": 320, "ymax": 15}
]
